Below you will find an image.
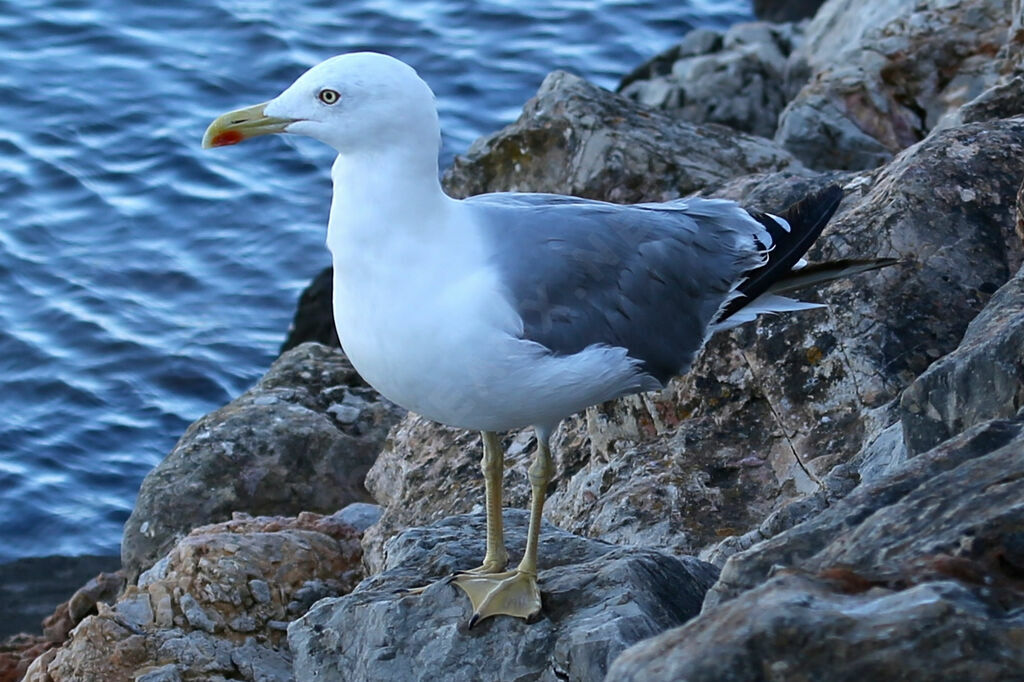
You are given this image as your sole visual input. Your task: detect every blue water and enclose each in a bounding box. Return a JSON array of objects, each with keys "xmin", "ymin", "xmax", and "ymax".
[{"xmin": 0, "ymin": 0, "xmax": 752, "ymax": 562}]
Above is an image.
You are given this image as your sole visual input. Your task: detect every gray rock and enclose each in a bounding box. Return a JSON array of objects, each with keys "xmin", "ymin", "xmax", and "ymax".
[
  {"xmin": 122, "ymin": 343, "xmax": 404, "ymax": 579},
  {"xmin": 610, "ymin": 415, "xmax": 1024, "ymax": 679},
  {"xmin": 332, "ymin": 502, "xmax": 383, "ymax": 533},
  {"xmin": 290, "ymin": 510, "xmax": 718, "ymax": 682},
  {"xmin": 135, "ymin": 664, "xmax": 182, "ymax": 682},
  {"xmin": 609, "ymin": 573, "xmax": 1024, "ymax": 681},
  {"xmin": 179, "ymin": 593, "xmax": 219, "ymax": 634},
  {"xmin": 617, "ymin": 29, "xmax": 723, "ymax": 91},
  {"xmin": 778, "ymin": 0, "xmax": 1015, "ymax": 169},
  {"xmin": 958, "ymin": 74, "xmax": 1024, "ymax": 124},
  {"xmin": 619, "ymin": 21, "xmax": 803, "ymax": 138},
  {"xmin": 705, "ymin": 416, "xmax": 1024, "ymax": 607},
  {"xmin": 33, "ymin": 511, "xmax": 366, "ymax": 681},
  {"xmin": 443, "ymin": 70, "xmax": 801, "ymax": 204},
  {"xmin": 901, "ymin": 262, "xmax": 1024, "ymax": 455}
]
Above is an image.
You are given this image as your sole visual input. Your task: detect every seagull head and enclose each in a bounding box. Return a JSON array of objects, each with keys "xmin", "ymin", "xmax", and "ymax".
[{"xmin": 202, "ymin": 52, "xmax": 440, "ymax": 156}]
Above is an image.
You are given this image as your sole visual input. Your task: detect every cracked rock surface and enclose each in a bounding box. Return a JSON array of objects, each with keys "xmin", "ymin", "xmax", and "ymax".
[{"xmin": 290, "ymin": 510, "xmax": 718, "ymax": 682}]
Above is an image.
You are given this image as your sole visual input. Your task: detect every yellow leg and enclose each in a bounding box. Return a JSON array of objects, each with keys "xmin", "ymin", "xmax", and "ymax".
[
  {"xmin": 400, "ymin": 431, "xmax": 508, "ymax": 597},
  {"xmin": 452, "ymin": 434, "xmax": 553, "ymax": 627},
  {"xmin": 455, "ymin": 431, "xmax": 509, "ymax": 574}
]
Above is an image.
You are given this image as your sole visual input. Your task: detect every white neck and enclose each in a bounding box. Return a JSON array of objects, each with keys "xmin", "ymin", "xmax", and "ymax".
[
  {"xmin": 331, "ymin": 146, "xmax": 449, "ymax": 225},
  {"xmin": 326, "ymin": 144, "xmax": 462, "ymax": 261}
]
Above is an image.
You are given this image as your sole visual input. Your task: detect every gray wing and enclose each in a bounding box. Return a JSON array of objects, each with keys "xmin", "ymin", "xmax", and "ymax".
[{"xmin": 467, "ymin": 192, "xmax": 769, "ymax": 383}]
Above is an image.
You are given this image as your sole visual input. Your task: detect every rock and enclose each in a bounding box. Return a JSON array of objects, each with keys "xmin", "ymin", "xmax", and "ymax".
[
  {"xmin": 618, "ymin": 21, "xmax": 804, "ymax": 138},
  {"xmin": 753, "ymin": 0, "xmax": 826, "ymax": 22},
  {"xmin": 442, "ymin": 70, "xmax": 801, "ymax": 204},
  {"xmin": 67, "ymin": 571, "xmax": 125, "ymax": 624},
  {"xmin": 364, "ymin": 117, "xmax": 1024, "ymax": 572},
  {"xmin": 609, "ymin": 572, "xmax": 1024, "ymax": 681},
  {"xmin": 28, "ymin": 510, "xmax": 366, "ymax": 682},
  {"xmin": 704, "ymin": 416, "xmax": 1024, "ymax": 607},
  {"xmin": 1019, "ymin": 175, "xmax": 1024, "ymax": 245},
  {"xmin": 122, "ymin": 342, "xmax": 404, "ymax": 580},
  {"xmin": 609, "ymin": 416, "xmax": 1024, "ymax": 680},
  {"xmin": 280, "ymin": 266, "xmax": 338, "ymax": 353},
  {"xmin": 777, "ymin": 0, "xmax": 1016, "ymax": 169},
  {"xmin": 958, "ymin": 73, "xmax": 1024, "ymax": 124},
  {"xmin": 901, "ymin": 262, "xmax": 1024, "ymax": 455},
  {"xmin": 290, "ymin": 510, "xmax": 718, "ymax": 682}
]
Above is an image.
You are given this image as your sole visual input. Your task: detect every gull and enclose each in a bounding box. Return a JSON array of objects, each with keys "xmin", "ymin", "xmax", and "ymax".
[{"xmin": 203, "ymin": 52, "xmax": 892, "ymax": 627}]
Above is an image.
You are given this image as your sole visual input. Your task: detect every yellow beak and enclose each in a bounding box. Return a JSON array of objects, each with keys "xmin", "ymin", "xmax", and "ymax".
[{"xmin": 201, "ymin": 102, "xmax": 296, "ymax": 149}]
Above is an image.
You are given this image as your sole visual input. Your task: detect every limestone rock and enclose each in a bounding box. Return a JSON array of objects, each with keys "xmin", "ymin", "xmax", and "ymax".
[
  {"xmin": 901, "ymin": 262, "xmax": 1024, "ymax": 455},
  {"xmin": 705, "ymin": 416, "xmax": 1024, "ymax": 607},
  {"xmin": 122, "ymin": 342, "xmax": 404, "ymax": 580},
  {"xmin": 442, "ymin": 70, "xmax": 801, "ymax": 204},
  {"xmin": 777, "ymin": 0, "xmax": 1016, "ymax": 169},
  {"xmin": 609, "ymin": 572, "xmax": 1024, "ymax": 681},
  {"xmin": 610, "ymin": 417, "xmax": 1024, "ymax": 680},
  {"xmin": 27, "ymin": 510, "xmax": 365, "ymax": 682},
  {"xmin": 618, "ymin": 21, "xmax": 804, "ymax": 138},
  {"xmin": 290, "ymin": 510, "xmax": 718, "ymax": 682}
]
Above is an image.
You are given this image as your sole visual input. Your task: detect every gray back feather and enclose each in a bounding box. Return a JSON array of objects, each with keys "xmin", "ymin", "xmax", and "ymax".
[{"xmin": 467, "ymin": 193, "xmax": 767, "ymax": 383}]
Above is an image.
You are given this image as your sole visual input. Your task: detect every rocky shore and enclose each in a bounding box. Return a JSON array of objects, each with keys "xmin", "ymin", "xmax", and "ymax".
[{"xmin": 6, "ymin": 0, "xmax": 1024, "ymax": 680}]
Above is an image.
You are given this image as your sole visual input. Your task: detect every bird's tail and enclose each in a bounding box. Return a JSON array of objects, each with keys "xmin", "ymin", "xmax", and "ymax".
[
  {"xmin": 712, "ymin": 185, "xmax": 895, "ymax": 329},
  {"xmin": 766, "ymin": 258, "xmax": 898, "ymax": 296}
]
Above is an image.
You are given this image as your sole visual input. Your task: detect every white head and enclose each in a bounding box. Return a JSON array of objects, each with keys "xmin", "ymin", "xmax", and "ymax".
[{"xmin": 203, "ymin": 52, "xmax": 441, "ymax": 158}]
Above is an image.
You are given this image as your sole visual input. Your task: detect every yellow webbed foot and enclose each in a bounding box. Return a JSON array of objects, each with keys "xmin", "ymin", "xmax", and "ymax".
[{"xmin": 450, "ymin": 569, "xmax": 541, "ymax": 627}]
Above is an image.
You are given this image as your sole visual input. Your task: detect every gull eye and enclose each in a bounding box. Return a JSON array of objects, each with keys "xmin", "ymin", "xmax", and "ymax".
[{"xmin": 318, "ymin": 88, "xmax": 340, "ymax": 105}]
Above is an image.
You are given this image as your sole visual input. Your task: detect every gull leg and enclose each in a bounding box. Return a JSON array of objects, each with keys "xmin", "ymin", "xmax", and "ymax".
[
  {"xmin": 452, "ymin": 432, "xmax": 553, "ymax": 627},
  {"xmin": 458, "ymin": 431, "xmax": 509, "ymax": 574},
  {"xmin": 401, "ymin": 431, "xmax": 507, "ymax": 597}
]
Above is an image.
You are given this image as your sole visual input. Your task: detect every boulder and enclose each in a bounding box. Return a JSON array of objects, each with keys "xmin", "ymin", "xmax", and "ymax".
[
  {"xmin": 704, "ymin": 416, "xmax": 1024, "ymax": 607},
  {"xmin": 901, "ymin": 262, "xmax": 1024, "ymax": 455},
  {"xmin": 609, "ymin": 416, "xmax": 1024, "ymax": 679},
  {"xmin": 618, "ymin": 21, "xmax": 805, "ymax": 138},
  {"xmin": 442, "ymin": 70, "xmax": 801, "ymax": 203},
  {"xmin": 290, "ymin": 510, "xmax": 718, "ymax": 682},
  {"xmin": 121, "ymin": 343, "xmax": 403, "ymax": 580},
  {"xmin": 609, "ymin": 572, "xmax": 1024, "ymax": 681},
  {"xmin": 777, "ymin": 0, "xmax": 1016, "ymax": 169},
  {"xmin": 25, "ymin": 509, "xmax": 370, "ymax": 682}
]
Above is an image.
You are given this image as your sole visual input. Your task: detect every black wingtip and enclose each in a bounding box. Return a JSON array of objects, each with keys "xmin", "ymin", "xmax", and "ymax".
[
  {"xmin": 716, "ymin": 184, "xmax": 846, "ymax": 323},
  {"xmin": 780, "ymin": 184, "xmax": 844, "ymax": 238}
]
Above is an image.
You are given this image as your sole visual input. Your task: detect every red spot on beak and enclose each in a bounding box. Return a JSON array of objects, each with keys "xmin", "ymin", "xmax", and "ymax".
[{"xmin": 211, "ymin": 130, "xmax": 244, "ymax": 147}]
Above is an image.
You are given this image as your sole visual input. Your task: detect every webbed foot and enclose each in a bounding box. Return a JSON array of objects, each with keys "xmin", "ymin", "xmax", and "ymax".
[{"xmin": 450, "ymin": 569, "xmax": 541, "ymax": 627}]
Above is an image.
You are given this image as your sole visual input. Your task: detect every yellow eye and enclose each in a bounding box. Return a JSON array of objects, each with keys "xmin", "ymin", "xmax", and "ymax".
[{"xmin": 318, "ymin": 89, "xmax": 340, "ymax": 105}]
